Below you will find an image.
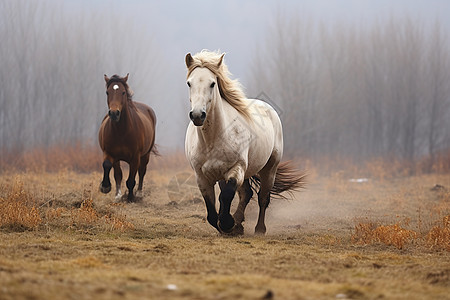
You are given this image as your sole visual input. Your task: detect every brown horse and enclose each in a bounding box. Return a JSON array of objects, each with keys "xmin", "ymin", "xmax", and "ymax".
[{"xmin": 99, "ymin": 73, "xmax": 157, "ymax": 202}]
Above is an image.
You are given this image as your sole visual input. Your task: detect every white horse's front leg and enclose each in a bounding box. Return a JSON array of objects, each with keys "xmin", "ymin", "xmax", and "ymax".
[
  {"xmin": 197, "ymin": 176, "xmax": 219, "ymax": 232},
  {"xmin": 217, "ymin": 164, "xmax": 245, "ymax": 233}
]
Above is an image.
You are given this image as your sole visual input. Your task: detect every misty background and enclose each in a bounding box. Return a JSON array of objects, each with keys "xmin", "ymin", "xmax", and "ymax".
[{"xmin": 1, "ymin": 0, "xmax": 449, "ymax": 168}]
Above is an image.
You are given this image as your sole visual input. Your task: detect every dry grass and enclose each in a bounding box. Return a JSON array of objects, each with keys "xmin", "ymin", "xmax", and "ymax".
[
  {"xmin": 0, "ymin": 143, "xmax": 101, "ymax": 173},
  {"xmin": 2, "ymin": 144, "xmax": 449, "ymax": 175},
  {"xmin": 0, "ymin": 178, "xmax": 42, "ymax": 230},
  {"xmin": 70, "ymin": 195, "xmax": 100, "ymax": 227},
  {"xmin": 0, "ymin": 148, "xmax": 449, "ymax": 299},
  {"xmin": 0, "ymin": 176, "xmax": 135, "ymax": 234},
  {"xmin": 426, "ymin": 215, "xmax": 450, "ymax": 251},
  {"xmin": 0, "ymin": 144, "xmax": 189, "ymax": 173},
  {"xmin": 352, "ymin": 221, "xmax": 418, "ymax": 250}
]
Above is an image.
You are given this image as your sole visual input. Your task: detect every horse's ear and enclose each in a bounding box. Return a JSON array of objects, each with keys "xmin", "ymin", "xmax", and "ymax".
[
  {"xmin": 217, "ymin": 53, "xmax": 225, "ymax": 67},
  {"xmin": 185, "ymin": 53, "xmax": 194, "ymax": 68},
  {"xmin": 123, "ymin": 73, "xmax": 129, "ymax": 82},
  {"xmin": 104, "ymin": 74, "xmax": 110, "ymax": 83}
]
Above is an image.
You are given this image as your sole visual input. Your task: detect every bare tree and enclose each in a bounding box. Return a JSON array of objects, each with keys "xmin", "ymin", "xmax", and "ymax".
[
  {"xmin": 0, "ymin": 0, "xmax": 162, "ymax": 155},
  {"xmin": 424, "ymin": 21, "xmax": 450, "ymax": 170},
  {"xmin": 249, "ymin": 14, "xmax": 450, "ymax": 168}
]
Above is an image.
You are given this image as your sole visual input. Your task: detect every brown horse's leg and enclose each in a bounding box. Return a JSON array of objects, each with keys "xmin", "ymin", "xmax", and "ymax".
[
  {"xmin": 232, "ymin": 179, "xmax": 253, "ymax": 235},
  {"xmin": 113, "ymin": 161, "xmax": 123, "ymax": 200},
  {"xmin": 100, "ymin": 159, "xmax": 112, "ymax": 194},
  {"xmin": 126, "ymin": 157, "xmax": 140, "ymax": 202},
  {"xmin": 137, "ymin": 152, "xmax": 150, "ymax": 196}
]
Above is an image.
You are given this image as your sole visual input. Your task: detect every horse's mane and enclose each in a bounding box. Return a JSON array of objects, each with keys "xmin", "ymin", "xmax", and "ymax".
[
  {"xmin": 106, "ymin": 75, "xmax": 134, "ymax": 101},
  {"xmin": 187, "ymin": 50, "xmax": 251, "ymax": 120}
]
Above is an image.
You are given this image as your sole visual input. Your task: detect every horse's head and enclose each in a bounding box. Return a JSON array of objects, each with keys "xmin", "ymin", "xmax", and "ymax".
[
  {"xmin": 104, "ymin": 73, "xmax": 130, "ymax": 122},
  {"xmin": 185, "ymin": 53, "xmax": 224, "ymax": 126}
]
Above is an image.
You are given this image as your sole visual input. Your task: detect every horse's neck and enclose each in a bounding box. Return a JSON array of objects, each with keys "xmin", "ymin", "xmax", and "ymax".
[
  {"xmin": 197, "ymin": 95, "xmax": 227, "ymax": 145},
  {"xmin": 113, "ymin": 101, "xmax": 134, "ymax": 131}
]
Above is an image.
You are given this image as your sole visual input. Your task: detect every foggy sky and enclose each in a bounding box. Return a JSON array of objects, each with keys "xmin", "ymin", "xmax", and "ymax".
[{"xmin": 56, "ymin": 0, "xmax": 450, "ymax": 150}]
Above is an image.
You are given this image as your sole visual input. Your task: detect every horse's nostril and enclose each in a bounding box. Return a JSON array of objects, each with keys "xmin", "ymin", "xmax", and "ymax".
[
  {"xmin": 201, "ymin": 111, "xmax": 206, "ymax": 120},
  {"xmin": 109, "ymin": 110, "xmax": 121, "ymax": 121},
  {"xmin": 189, "ymin": 111, "xmax": 194, "ymax": 121}
]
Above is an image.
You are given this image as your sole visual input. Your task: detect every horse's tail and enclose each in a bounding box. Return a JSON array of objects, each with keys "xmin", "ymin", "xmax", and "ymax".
[
  {"xmin": 250, "ymin": 161, "xmax": 306, "ymax": 199},
  {"xmin": 151, "ymin": 144, "xmax": 161, "ymax": 156}
]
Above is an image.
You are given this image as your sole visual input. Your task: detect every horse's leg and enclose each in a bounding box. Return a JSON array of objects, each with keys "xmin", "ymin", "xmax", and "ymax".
[
  {"xmin": 126, "ymin": 157, "xmax": 140, "ymax": 202},
  {"xmin": 197, "ymin": 177, "xmax": 219, "ymax": 232},
  {"xmin": 136, "ymin": 152, "xmax": 150, "ymax": 198},
  {"xmin": 100, "ymin": 158, "xmax": 112, "ymax": 194},
  {"xmin": 255, "ymin": 159, "xmax": 278, "ymax": 235},
  {"xmin": 218, "ymin": 179, "xmax": 237, "ymax": 233},
  {"xmin": 254, "ymin": 174, "xmax": 273, "ymax": 234},
  {"xmin": 217, "ymin": 165, "xmax": 245, "ymax": 233},
  {"xmin": 113, "ymin": 161, "xmax": 122, "ymax": 200},
  {"xmin": 232, "ymin": 179, "xmax": 253, "ymax": 235}
]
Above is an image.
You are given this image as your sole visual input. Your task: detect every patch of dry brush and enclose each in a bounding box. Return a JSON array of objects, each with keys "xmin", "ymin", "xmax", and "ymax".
[
  {"xmin": 70, "ymin": 195, "xmax": 134, "ymax": 232},
  {"xmin": 0, "ymin": 179, "xmax": 41, "ymax": 230},
  {"xmin": 0, "ymin": 179, "xmax": 134, "ymax": 233},
  {"xmin": 426, "ymin": 215, "xmax": 450, "ymax": 251},
  {"xmin": 351, "ymin": 221, "xmax": 418, "ymax": 250},
  {"xmin": 352, "ymin": 216, "xmax": 449, "ymax": 250}
]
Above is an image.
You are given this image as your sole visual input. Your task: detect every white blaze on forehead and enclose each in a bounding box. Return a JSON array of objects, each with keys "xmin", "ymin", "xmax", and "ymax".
[{"xmin": 113, "ymin": 84, "xmax": 119, "ymax": 90}]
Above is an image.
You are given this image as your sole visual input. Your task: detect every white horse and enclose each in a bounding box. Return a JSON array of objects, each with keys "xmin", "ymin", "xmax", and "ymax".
[{"xmin": 185, "ymin": 50, "xmax": 305, "ymax": 235}]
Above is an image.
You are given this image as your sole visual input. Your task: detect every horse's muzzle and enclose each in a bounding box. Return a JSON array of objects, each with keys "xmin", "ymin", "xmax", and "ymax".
[
  {"xmin": 189, "ymin": 110, "xmax": 206, "ymax": 126},
  {"xmin": 108, "ymin": 109, "xmax": 121, "ymax": 122}
]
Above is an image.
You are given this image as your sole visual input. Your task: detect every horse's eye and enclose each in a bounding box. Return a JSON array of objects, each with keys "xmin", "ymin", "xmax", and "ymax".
[
  {"xmin": 210, "ymin": 82, "xmax": 215, "ymax": 88},
  {"xmin": 187, "ymin": 81, "xmax": 191, "ymax": 87},
  {"xmin": 122, "ymin": 91, "xmax": 126, "ymax": 95}
]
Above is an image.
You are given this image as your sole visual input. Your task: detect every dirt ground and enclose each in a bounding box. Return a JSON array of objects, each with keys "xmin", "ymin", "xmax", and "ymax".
[{"xmin": 0, "ymin": 168, "xmax": 449, "ymax": 300}]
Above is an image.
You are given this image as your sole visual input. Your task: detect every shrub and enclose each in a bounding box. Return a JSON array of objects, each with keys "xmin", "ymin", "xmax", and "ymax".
[
  {"xmin": 426, "ymin": 215, "xmax": 450, "ymax": 251},
  {"xmin": 0, "ymin": 179, "xmax": 42, "ymax": 230}
]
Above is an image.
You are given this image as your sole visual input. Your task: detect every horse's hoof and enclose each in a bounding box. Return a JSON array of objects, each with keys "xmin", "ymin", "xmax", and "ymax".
[
  {"xmin": 254, "ymin": 225, "xmax": 266, "ymax": 235},
  {"xmin": 100, "ymin": 184, "xmax": 111, "ymax": 194},
  {"xmin": 218, "ymin": 215, "xmax": 235, "ymax": 234},
  {"xmin": 233, "ymin": 223, "xmax": 244, "ymax": 235},
  {"xmin": 218, "ymin": 224, "xmax": 245, "ymax": 237},
  {"xmin": 218, "ymin": 225, "xmax": 235, "ymax": 236}
]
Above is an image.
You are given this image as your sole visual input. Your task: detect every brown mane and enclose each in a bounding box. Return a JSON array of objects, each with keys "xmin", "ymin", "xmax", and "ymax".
[{"xmin": 186, "ymin": 50, "xmax": 251, "ymax": 120}]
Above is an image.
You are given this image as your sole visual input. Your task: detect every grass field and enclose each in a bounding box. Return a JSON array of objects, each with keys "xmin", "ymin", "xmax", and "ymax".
[{"xmin": 0, "ymin": 156, "xmax": 449, "ymax": 300}]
